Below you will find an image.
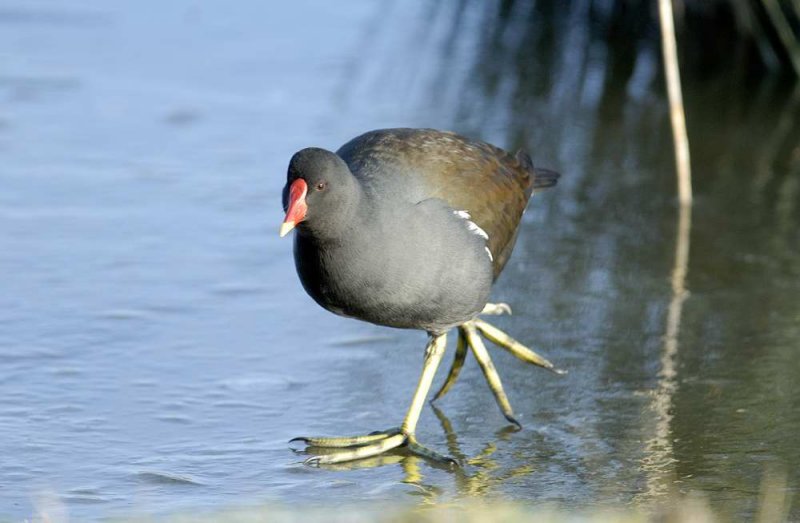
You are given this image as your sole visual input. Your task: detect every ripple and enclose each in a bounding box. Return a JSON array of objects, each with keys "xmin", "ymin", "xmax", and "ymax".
[
  {"xmin": 159, "ymin": 414, "xmax": 193, "ymax": 425},
  {"xmin": 0, "ymin": 7, "xmax": 109, "ymax": 27},
  {"xmin": 209, "ymin": 282, "xmax": 267, "ymax": 297},
  {"xmin": 97, "ymin": 308, "xmax": 152, "ymax": 321},
  {"xmin": 134, "ymin": 471, "xmax": 205, "ymax": 486},
  {"xmin": 3, "ymin": 346, "xmax": 65, "ymax": 362},
  {"xmin": 49, "ymin": 366, "xmax": 83, "ymax": 377},
  {"xmin": 211, "ymin": 400, "xmax": 265, "ymax": 410},
  {"xmin": 327, "ymin": 334, "xmax": 398, "ymax": 347},
  {"xmin": 163, "ymin": 108, "xmax": 202, "ymax": 127},
  {"xmin": 218, "ymin": 374, "xmax": 305, "ymax": 392},
  {"xmin": 61, "ymin": 493, "xmax": 108, "ymax": 505}
]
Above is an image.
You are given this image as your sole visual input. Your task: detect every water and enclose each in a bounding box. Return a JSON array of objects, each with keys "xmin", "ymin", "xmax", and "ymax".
[{"xmin": 1, "ymin": 1, "xmax": 798, "ymax": 520}]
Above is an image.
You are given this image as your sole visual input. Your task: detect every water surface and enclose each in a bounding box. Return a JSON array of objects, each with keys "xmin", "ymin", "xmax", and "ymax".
[{"xmin": 1, "ymin": 1, "xmax": 798, "ymax": 520}]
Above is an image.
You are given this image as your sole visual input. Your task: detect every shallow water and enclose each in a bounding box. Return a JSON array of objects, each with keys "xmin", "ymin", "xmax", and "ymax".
[{"xmin": 1, "ymin": 1, "xmax": 798, "ymax": 520}]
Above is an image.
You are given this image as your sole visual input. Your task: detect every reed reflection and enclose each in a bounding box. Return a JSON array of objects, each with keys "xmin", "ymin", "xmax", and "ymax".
[{"xmin": 330, "ymin": 0, "xmax": 800, "ymax": 513}]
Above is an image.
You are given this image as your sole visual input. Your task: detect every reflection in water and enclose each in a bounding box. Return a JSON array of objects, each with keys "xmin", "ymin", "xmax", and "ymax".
[
  {"xmin": 754, "ymin": 84, "xmax": 800, "ymax": 230},
  {"xmin": 293, "ymin": 405, "xmax": 535, "ymax": 503},
  {"xmin": 641, "ymin": 0, "xmax": 694, "ymax": 498},
  {"xmin": 431, "ymin": 406, "xmax": 535, "ymax": 500},
  {"xmin": 756, "ymin": 466, "xmax": 791, "ymax": 523},
  {"xmin": 3, "ymin": 0, "xmax": 800, "ymax": 519},
  {"xmin": 639, "ymin": 203, "xmax": 692, "ymax": 503},
  {"xmin": 341, "ymin": 0, "xmax": 800, "ymax": 517}
]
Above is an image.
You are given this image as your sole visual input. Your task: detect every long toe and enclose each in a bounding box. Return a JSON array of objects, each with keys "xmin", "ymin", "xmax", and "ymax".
[
  {"xmin": 290, "ymin": 428, "xmax": 401, "ymax": 448},
  {"xmin": 300, "ymin": 333, "xmax": 450, "ymax": 467},
  {"xmin": 406, "ymin": 436, "xmax": 460, "ymax": 468},
  {"xmin": 430, "ymin": 328, "xmax": 469, "ymax": 402},
  {"xmin": 304, "ymin": 433, "xmax": 407, "ymax": 465},
  {"xmin": 481, "ymin": 302, "xmax": 512, "ymax": 315},
  {"xmin": 463, "ymin": 322, "xmax": 522, "ymax": 426},
  {"xmin": 473, "ymin": 318, "xmax": 565, "ymax": 374}
]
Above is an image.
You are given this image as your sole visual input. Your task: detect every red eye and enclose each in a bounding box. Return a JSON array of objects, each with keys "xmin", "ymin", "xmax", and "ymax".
[{"xmin": 316, "ymin": 182, "xmax": 326, "ymax": 191}]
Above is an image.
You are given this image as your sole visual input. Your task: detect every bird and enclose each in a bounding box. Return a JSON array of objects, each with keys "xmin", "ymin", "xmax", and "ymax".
[{"xmin": 280, "ymin": 128, "xmax": 562, "ymax": 466}]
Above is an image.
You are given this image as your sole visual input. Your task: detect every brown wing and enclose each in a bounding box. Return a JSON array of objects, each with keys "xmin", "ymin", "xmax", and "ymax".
[{"xmin": 337, "ymin": 128, "xmax": 558, "ymax": 280}]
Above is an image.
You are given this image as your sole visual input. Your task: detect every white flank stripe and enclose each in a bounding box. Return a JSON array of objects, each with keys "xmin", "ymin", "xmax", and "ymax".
[
  {"xmin": 453, "ymin": 210, "xmax": 489, "ymax": 240},
  {"xmin": 454, "ymin": 210, "xmax": 493, "ymax": 261},
  {"xmin": 466, "ymin": 220, "xmax": 489, "ymax": 240}
]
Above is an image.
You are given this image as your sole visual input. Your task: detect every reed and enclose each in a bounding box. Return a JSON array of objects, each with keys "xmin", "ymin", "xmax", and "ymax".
[{"xmin": 659, "ymin": 0, "xmax": 693, "ymax": 206}]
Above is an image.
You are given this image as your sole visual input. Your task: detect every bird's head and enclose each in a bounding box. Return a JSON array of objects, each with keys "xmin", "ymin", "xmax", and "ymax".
[{"xmin": 280, "ymin": 147, "xmax": 359, "ymax": 239}]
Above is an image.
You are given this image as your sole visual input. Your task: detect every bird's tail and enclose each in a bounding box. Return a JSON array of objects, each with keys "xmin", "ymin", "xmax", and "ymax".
[
  {"xmin": 532, "ymin": 167, "xmax": 560, "ymax": 190},
  {"xmin": 515, "ymin": 150, "xmax": 561, "ymax": 195}
]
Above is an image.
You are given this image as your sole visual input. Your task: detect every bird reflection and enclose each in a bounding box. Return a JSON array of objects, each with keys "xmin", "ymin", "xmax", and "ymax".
[
  {"xmin": 430, "ymin": 405, "xmax": 536, "ymax": 499},
  {"xmin": 292, "ymin": 405, "xmax": 538, "ymax": 501}
]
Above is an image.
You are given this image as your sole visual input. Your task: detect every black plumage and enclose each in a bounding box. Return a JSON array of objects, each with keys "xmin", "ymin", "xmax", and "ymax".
[
  {"xmin": 283, "ymin": 128, "xmax": 558, "ymax": 333},
  {"xmin": 280, "ymin": 128, "xmax": 561, "ymax": 466}
]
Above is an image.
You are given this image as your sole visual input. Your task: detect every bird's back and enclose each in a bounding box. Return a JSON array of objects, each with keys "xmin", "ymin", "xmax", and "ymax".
[{"xmin": 337, "ymin": 128, "xmax": 558, "ymax": 279}]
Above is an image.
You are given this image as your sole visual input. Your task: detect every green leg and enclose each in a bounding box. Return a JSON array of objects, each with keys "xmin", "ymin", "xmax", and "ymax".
[
  {"xmin": 290, "ymin": 428, "xmax": 400, "ymax": 448},
  {"xmin": 304, "ymin": 433, "xmax": 407, "ymax": 465},
  {"xmin": 400, "ymin": 333, "xmax": 447, "ymax": 434},
  {"xmin": 463, "ymin": 323, "xmax": 522, "ymax": 428},
  {"xmin": 431, "ymin": 328, "xmax": 468, "ymax": 401},
  {"xmin": 430, "ymin": 301, "xmax": 523, "ymax": 404},
  {"xmin": 294, "ymin": 333, "xmax": 456, "ymax": 466},
  {"xmin": 473, "ymin": 318, "xmax": 565, "ymax": 374},
  {"xmin": 407, "ymin": 435, "xmax": 457, "ymax": 464}
]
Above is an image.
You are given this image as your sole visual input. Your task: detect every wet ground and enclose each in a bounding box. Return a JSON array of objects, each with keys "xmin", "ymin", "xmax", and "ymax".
[{"xmin": 1, "ymin": 1, "xmax": 798, "ymax": 520}]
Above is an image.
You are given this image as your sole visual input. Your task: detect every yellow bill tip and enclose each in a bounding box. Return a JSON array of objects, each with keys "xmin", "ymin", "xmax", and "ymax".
[{"xmin": 279, "ymin": 221, "xmax": 296, "ymax": 238}]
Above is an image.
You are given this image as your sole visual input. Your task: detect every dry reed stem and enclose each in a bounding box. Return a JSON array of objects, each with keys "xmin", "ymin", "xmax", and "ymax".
[{"xmin": 659, "ymin": 0, "xmax": 693, "ymax": 206}]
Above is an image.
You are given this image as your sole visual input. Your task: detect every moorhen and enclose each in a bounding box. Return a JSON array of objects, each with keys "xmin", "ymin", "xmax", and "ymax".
[{"xmin": 280, "ymin": 128, "xmax": 561, "ymax": 465}]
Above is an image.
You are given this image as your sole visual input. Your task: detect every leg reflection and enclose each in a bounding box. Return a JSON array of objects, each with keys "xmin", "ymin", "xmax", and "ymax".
[{"xmin": 293, "ymin": 404, "xmax": 539, "ymax": 500}]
